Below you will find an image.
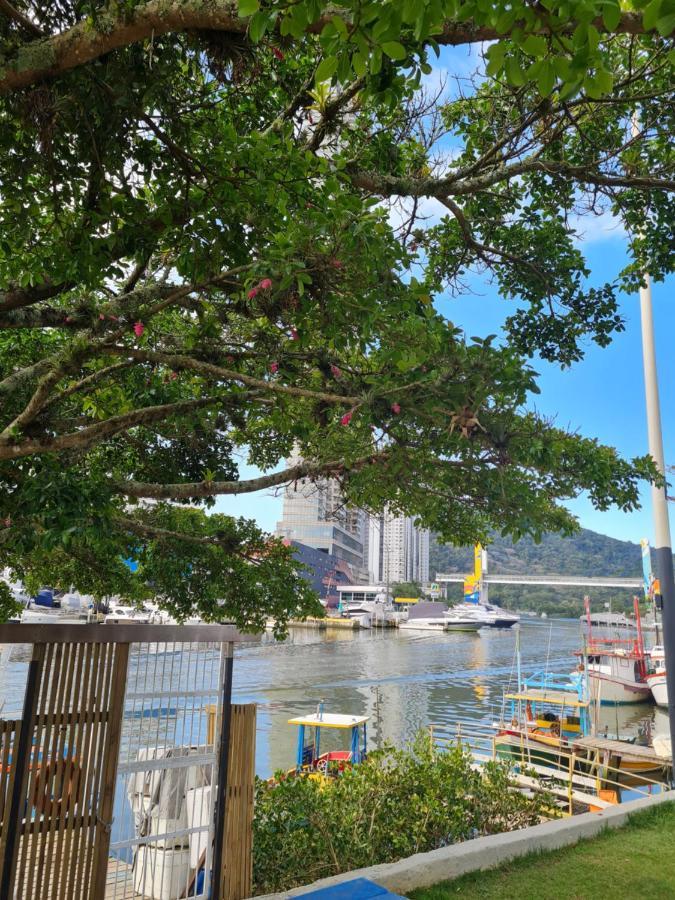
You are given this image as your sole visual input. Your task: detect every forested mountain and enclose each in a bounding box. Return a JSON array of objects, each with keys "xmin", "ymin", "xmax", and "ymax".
[{"xmin": 431, "ymin": 530, "xmax": 668, "ymax": 617}]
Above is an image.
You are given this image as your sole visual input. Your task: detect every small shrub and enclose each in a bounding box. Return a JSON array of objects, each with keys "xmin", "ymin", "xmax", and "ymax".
[{"xmin": 252, "ymin": 734, "xmax": 551, "ymax": 894}]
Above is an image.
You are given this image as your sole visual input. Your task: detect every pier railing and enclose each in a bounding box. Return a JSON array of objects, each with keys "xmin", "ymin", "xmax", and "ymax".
[
  {"xmin": 429, "ymin": 720, "xmax": 671, "ymax": 816},
  {"xmin": 0, "ymin": 623, "xmax": 256, "ymax": 900}
]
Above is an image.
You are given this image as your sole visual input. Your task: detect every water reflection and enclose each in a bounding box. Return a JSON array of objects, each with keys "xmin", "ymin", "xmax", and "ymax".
[{"xmin": 232, "ymin": 618, "xmax": 660, "ymax": 777}]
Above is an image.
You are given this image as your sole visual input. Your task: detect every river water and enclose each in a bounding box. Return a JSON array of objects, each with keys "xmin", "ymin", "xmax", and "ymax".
[
  {"xmin": 0, "ymin": 618, "xmax": 663, "ymax": 781},
  {"xmin": 233, "ymin": 617, "xmax": 662, "ymax": 777}
]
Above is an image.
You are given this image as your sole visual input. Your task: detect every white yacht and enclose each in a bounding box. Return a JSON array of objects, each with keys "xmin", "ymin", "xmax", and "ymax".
[
  {"xmin": 445, "ymin": 602, "xmax": 519, "ymax": 628},
  {"xmin": 400, "ymin": 602, "xmax": 480, "ymax": 633},
  {"xmin": 104, "ymin": 604, "xmax": 152, "ymax": 624}
]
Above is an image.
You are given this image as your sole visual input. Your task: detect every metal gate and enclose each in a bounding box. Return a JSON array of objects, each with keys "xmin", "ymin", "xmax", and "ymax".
[{"xmin": 0, "ymin": 624, "xmax": 254, "ymax": 900}]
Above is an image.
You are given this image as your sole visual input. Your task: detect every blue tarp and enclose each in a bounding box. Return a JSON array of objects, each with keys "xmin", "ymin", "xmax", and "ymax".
[{"xmin": 293, "ymin": 877, "xmax": 407, "ymax": 899}]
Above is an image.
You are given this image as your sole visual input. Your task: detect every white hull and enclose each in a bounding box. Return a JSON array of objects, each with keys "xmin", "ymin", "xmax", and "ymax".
[
  {"xmin": 589, "ymin": 671, "xmax": 651, "ymax": 705},
  {"xmin": 400, "ymin": 617, "xmax": 479, "ymax": 633},
  {"xmin": 399, "ymin": 619, "xmax": 446, "ymax": 632},
  {"xmin": 443, "ymin": 621, "xmax": 481, "ymax": 632},
  {"xmin": 20, "ymin": 609, "xmax": 89, "ymax": 625},
  {"xmin": 647, "ymin": 672, "xmax": 668, "ymax": 707}
]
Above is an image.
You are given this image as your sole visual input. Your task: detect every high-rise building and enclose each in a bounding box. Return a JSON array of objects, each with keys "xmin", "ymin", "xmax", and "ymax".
[
  {"xmin": 368, "ymin": 510, "xmax": 430, "ymax": 586},
  {"xmin": 275, "ymin": 455, "xmax": 367, "ymax": 574}
]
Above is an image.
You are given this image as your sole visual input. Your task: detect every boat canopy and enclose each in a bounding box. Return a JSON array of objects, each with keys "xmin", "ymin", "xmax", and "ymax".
[
  {"xmin": 504, "ymin": 689, "xmax": 591, "ymax": 710},
  {"xmin": 288, "ymin": 713, "xmax": 369, "ymax": 729}
]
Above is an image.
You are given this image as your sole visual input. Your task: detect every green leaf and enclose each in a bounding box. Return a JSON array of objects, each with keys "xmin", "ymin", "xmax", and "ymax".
[
  {"xmin": 656, "ymin": 12, "xmax": 675, "ymax": 34},
  {"xmin": 537, "ymin": 60, "xmax": 555, "ymax": 96},
  {"xmin": 248, "ymin": 10, "xmax": 270, "ymax": 43},
  {"xmin": 602, "ymin": 3, "xmax": 622, "ymax": 31},
  {"xmin": 643, "ymin": 0, "xmax": 663, "ymax": 31},
  {"xmin": 381, "ymin": 41, "xmax": 407, "ymax": 60},
  {"xmin": 331, "ymin": 15, "xmax": 349, "ymax": 40},
  {"xmin": 521, "ymin": 35, "xmax": 547, "ymax": 58},
  {"xmin": 315, "ymin": 56, "xmax": 338, "ymax": 83},
  {"xmin": 505, "ymin": 56, "xmax": 526, "ymax": 86},
  {"xmin": 352, "ymin": 52, "xmax": 367, "ymax": 76},
  {"xmin": 238, "ymin": 0, "xmax": 259, "ymax": 15}
]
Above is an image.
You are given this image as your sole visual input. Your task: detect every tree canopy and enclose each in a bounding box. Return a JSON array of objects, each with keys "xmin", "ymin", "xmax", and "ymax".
[{"xmin": 0, "ymin": 1, "xmax": 673, "ymax": 629}]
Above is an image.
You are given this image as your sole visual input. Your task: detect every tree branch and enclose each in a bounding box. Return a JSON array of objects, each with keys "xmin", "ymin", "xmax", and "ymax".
[
  {"xmin": 349, "ymin": 158, "xmax": 675, "ymax": 199},
  {"xmin": 0, "ymin": 397, "xmax": 221, "ymax": 460},
  {"xmin": 104, "ymin": 346, "xmax": 360, "ymax": 406},
  {"xmin": 0, "ymin": 0, "xmax": 43, "ymax": 37},
  {"xmin": 0, "ymin": 2, "xmax": 653, "ymax": 97},
  {"xmin": 113, "ymin": 453, "xmax": 385, "ymax": 500}
]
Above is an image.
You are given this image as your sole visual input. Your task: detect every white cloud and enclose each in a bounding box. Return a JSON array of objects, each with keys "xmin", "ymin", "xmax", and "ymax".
[{"xmin": 568, "ymin": 208, "xmax": 627, "ymax": 245}]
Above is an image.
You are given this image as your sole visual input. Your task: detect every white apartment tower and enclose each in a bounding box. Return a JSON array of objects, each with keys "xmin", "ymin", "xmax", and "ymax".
[{"xmin": 368, "ymin": 510, "xmax": 430, "ymax": 586}]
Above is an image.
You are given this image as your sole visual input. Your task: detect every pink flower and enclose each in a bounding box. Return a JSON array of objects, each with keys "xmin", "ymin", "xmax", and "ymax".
[
  {"xmin": 270, "ymin": 361, "xmax": 279, "ymax": 374},
  {"xmin": 340, "ymin": 411, "xmax": 353, "ymax": 426},
  {"xmin": 247, "ymin": 287, "xmax": 259, "ymax": 299},
  {"xmin": 330, "ymin": 364, "xmax": 342, "ymax": 378},
  {"xmin": 330, "ymin": 258, "xmax": 343, "ymax": 269},
  {"xmin": 170, "ymin": 372, "xmax": 178, "ymax": 381},
  {"xmin": 290, "ymin": 327, "xmax": 299, "ymax": 341},
  {"xmin": 272, "ymin": 47, "xmax": 285, "ymax": 61},
  {"xmin": 259, "ymin": 278, "xmax": 273, "ymax": 290},
  {"xmin": 98, "ymin": 313, "xmax": 105, "ymax": 320},
  {"xmin": 133, "ymin": 321, "xmax": 145, "ymax": 337},
  {"xmin": 391, "ymin": 402, "xmax": 401, "ymax": 414}
]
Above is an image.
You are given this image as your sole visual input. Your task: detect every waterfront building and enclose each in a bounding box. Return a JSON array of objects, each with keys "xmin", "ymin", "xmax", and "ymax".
[
  {"xmin": 283, "ymin": 540, "xmax": 355, "ymax": 606},
  {"xmin": 368, "ymin": 510, "xmax": 430, "ymax": 586},
  {"xmin": 275, "ymin": 454, "xmax": 368, "ymax": 575}
]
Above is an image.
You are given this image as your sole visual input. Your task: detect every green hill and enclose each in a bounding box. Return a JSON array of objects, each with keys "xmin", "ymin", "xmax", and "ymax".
[{"xmin": 430, "ymin": 529, "xmax": 661, "ymax": 617}]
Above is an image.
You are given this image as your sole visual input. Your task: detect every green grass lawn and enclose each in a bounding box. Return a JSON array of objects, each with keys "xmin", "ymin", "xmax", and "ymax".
[{"xmin": 409, "ymin": 803, "xmax": 675, "ymax": 900}]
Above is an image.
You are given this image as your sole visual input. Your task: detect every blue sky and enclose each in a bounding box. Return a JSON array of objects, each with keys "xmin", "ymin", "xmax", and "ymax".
[{"xmin": 215, "ymin": 45, "xmax": 674, "ymax": 549}]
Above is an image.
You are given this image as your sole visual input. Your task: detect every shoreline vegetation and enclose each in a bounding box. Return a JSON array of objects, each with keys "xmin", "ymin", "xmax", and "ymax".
[
  {"xmin": 252, "ymin": 737, "xmax": 552, "ymax": 896},
  {"xmin": 410, "ymin": 803, "xmax": 675, "ymax": 900}
]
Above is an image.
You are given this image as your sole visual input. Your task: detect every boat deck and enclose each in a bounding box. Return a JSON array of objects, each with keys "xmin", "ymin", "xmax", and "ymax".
[{"xmin": 572, "ymin": 735, "xmax": 671, "ymax": 765}]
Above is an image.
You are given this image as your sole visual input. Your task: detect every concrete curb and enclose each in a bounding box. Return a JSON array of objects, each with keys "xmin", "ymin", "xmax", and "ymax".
[{"xmin": 253, "ymin": 791, "xmax": 674, "ymax": 898}]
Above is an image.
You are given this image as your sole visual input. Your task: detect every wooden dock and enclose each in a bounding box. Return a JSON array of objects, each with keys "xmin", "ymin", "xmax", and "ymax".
[{"xmin": 572, "ymin": 735, "xmax": 671, "ymax": 768}]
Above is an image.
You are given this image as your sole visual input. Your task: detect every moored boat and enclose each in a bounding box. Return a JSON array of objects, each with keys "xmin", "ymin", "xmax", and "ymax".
[
  {"xmin": 580, "ymin": 596, "xmax": 650, "ymax": 705},
  {"xmin": 647, "ymin": 645, "xmax": 668, "ymax": 706},
  {"xmin": 401, "ymin": 601, "xmax": 479, "ymax": 633}
]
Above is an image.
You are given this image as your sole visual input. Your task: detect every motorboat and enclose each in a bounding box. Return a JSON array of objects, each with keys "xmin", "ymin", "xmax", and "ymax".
[
  {"xmin": 647, "ymin": 645, "xmax": 667, "ymax": 707},
  {"xmin": 400, "ymin": 601, "xmax": 480, "ymax": 633},
  {"xmin": 20, "ymin": 587, "xmax": 92, "ymax": 624},
  {"xmin": 104, "ymin": 604, "xmax": 153, "ymax": 624},
  {"xmin": 482, "ymin": 603, "xmax": 520, "ymax": 627}
]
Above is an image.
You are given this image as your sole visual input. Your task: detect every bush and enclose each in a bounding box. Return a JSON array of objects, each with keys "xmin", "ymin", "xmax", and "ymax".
[{"xmin": 252, "ymin": 735, "xmax": 551, "ymax": 894}]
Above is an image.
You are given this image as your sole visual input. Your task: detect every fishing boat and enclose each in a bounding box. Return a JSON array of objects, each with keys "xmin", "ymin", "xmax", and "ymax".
[
  {"xmin": 288, "ymin": 705, "xmax": 368, "ymax": 777},
  {"xmin": 495, "ymin": 673, "xmax": 592, "ymax": 770},
  {"xmin": 580, "ymin": 596, "xmax": 650, "ymax": 705}
]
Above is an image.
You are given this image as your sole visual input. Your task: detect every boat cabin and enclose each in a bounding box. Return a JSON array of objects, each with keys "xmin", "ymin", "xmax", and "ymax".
[
  {"xmin": 288, "ymin": 712, "xmax": 368, "ymax": 775},
  {"xmin": 503, "ymin": 687, "xmax": 592, "ymax": 739}
]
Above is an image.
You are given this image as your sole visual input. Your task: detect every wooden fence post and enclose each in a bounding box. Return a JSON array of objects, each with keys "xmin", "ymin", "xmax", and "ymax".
[{"xmin": 217, "ymin": 704, "xmax": 256, "ymax": 900}]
